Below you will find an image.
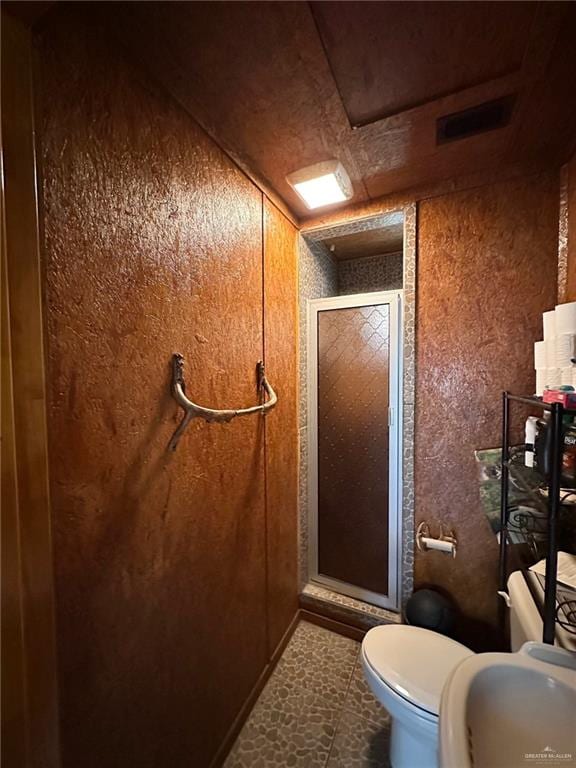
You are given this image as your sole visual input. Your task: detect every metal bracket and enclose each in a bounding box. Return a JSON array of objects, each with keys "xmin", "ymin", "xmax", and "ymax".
[{"xmin": 168, "ymin": 354, "xmax": 278, "ymax": 451}]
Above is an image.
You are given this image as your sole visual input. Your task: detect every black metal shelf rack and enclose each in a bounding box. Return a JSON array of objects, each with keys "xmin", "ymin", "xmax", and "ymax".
[{"xmin": 499, "ymin": 392, "xmax": 576, "ymax": 644}]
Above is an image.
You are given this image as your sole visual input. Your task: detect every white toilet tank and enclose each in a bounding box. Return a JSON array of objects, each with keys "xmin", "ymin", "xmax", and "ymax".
[{"xmin": 507, "ymin": 570, "xmax": 576, "ymax": 651}]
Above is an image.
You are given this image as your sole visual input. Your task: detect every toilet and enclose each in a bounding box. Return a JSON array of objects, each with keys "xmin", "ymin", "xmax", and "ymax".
[
  {"xmin": 362, "ymin": 573, "xmax": 561, "ymax": 768},
  {"xmin": 361, "ymin": 625, "xmax": 473, "ymax": 768}
]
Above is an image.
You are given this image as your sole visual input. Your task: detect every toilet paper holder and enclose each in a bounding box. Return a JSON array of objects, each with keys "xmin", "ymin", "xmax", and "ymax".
[{"xmin": 416, "ymin": 521, "xmax": 458, "ymax": 558}]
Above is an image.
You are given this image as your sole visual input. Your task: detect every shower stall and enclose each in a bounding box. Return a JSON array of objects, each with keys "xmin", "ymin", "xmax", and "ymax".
[
  {"xmin": 299, "ymin": 208, "xmax": 416, "ymax": 618},
  {"xmin": 307, "ymin": 290, "xmax": 403, "ymax": 610}
]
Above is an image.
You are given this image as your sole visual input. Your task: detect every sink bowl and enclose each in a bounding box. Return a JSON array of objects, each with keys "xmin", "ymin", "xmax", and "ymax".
[{"xmin": 439, "ymin": 642, "xmax": 576, "ymax": 768}]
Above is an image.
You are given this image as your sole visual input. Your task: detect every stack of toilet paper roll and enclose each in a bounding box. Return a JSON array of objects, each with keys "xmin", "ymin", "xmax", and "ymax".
[{"xmin": 535, "ymin": 302, "xmax": 576, "ymax": 395}]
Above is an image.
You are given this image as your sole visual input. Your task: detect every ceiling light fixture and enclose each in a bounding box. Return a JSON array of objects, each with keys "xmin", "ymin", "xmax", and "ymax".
[{"xmin": 286, "ymin": 160, "xmax": 353, "ymax": 210}]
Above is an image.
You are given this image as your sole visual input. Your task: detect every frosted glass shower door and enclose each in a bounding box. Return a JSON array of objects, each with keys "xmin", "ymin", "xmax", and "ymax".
[{"xmin": 307, "ymin": 291, "xmax": 402, "ymax": 611}]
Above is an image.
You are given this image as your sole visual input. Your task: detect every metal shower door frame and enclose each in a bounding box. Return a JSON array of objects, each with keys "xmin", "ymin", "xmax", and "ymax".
[{"xmin": 307, "ymin": 289, "xmax": 403, "ymax": 611}]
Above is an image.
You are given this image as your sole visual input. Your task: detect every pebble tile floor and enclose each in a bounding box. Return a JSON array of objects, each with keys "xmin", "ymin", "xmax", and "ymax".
[{"xmin": 224, "ymin": 621, "xmax": 391, "ymax": 768}]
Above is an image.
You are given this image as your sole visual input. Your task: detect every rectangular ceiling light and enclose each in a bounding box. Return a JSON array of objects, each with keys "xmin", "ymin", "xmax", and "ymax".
[{"xmin": 286, "ymin": 160, "xmax": 353, "ymax": 210}]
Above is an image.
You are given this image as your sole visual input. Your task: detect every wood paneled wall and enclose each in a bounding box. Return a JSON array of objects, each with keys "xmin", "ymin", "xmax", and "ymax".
[
  {"xmin": 32, "ymin": 7, "xmax": 298, "ymax": 767},
  {"xmin": 1, "ymin": 12, "xmax": 60, "ymax": 768},
  {"xmin": 416, "ymin": 172, "xmax": 559, "ymax": 648},
  {"xmin": 263, "ymin": 199, "xmax": 299, "ymax": 654}
]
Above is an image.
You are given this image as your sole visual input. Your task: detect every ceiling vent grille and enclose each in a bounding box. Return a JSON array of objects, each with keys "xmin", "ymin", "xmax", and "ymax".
[{"xmin": 436, "ymin": 95, "xmax": 516, "ymax": 145}]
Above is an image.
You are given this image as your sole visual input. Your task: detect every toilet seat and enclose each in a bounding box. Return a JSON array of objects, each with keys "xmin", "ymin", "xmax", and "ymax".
[{"xmin": 362, "ymin": 625, "xmax": 473, "ymax": 716}]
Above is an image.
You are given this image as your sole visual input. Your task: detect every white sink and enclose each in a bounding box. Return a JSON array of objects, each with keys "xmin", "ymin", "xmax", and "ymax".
[{"xmin": 439, "ymin": 642, "xmax": 576, "ymax": 768}]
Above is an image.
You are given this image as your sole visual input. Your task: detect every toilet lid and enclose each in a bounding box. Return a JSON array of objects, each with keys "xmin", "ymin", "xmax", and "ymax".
[{"xmin": 362, "ymin": 625, "xmax": 474, "ymax": 715}]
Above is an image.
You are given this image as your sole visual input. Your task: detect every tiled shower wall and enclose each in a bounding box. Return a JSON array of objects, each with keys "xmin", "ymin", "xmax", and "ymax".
[
  {"xmin": 298, "ymin": 238, "xmax": 338, "ymax": 594},
  {"xmin": 337, "ymin": 251, "xmax": 403, "ymax": 295}
]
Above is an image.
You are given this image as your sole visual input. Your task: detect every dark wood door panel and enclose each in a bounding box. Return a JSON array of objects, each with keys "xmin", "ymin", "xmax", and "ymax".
[{"xmin": 317, "ymin": 305, "xmax": 390, "ymax": 594}]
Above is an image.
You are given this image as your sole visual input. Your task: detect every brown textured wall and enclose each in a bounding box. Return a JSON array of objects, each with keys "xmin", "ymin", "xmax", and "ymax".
[
  {"xmin": 263, "ymin": 199, "xmax": 299, "ymax": 654},
  {"xmin": 36, "ymin": 8, "xmax": 297, "ymax": 768},
  {"xmin": 415, "ymin": 172, "xmax": 559, "ymax": 649},
  {"xmin": 565, "ymin": 153, "xmax": 576, "ymax": 301}
]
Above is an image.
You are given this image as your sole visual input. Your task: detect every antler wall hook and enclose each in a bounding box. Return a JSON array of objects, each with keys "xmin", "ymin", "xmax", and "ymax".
[{"xmin": 168, "ymin": 354, "xmax": 278, "ymax": 451}]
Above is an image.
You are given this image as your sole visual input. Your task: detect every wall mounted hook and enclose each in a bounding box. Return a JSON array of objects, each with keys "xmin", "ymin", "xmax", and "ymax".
[{"xmin": 168, "ymin": 354, "xmax": 278, "ymax": 451}]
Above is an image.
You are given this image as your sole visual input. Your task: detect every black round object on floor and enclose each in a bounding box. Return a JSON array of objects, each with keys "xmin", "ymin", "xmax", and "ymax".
[{"xmin": 405, "ymin": 589, "xmax": 456, "ymax": 636}]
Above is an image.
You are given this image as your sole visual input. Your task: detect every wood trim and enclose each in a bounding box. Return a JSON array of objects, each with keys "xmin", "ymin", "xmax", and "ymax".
[
  {"xmin": 209, "ymin": 610, "xmax": 301, "ymax": 768},
  {"xmin": 298, "ymin": 608, "xmax": 367, "ymax": 643},
  {"xmin": 1, "ymin": 11, "xmax": 60, "ymax": 768},
  {"xmin": 1, "ymin": 114, "xmax": 28, "ymax": 768}
]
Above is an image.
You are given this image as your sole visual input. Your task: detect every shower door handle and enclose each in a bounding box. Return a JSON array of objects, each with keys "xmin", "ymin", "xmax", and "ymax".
[{"xmin": 168, "ymin": 353, "xmax": 278, "ymax": 451}]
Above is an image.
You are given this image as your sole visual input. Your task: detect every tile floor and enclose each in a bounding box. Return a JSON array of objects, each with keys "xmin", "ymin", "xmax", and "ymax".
[{"xmin": 224, "ymin": 621, "xmax": 391, "ymax": 768}]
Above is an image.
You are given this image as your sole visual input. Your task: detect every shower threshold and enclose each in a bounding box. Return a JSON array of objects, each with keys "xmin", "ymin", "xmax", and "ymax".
[{"xmin": 300, "ymin": 581, "xmax": 401, "ymax": 632}]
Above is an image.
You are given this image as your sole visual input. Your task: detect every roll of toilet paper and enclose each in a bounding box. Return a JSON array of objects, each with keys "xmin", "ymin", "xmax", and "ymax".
[
  {"xmin": 555, "ymin": 333, "xmax": 576, "ymax": 367},
  {"xmin": 543, "ymin": 309, "xmax": 557, "ymax": 340},
  {"xmin": 534, "ymin": 340, "xmax": 555, "ymax": 368},
  {"xmin": 556, "ymin": 302, "xmax": 576, "ymax": 334},
  {"xmin": 536, "ymin": 369, "xmax": 547, "ymax": 396},
  {"xmin": 420, "ymin": 536, "xmax": 456, "ymax": 557},
  {"xmin": 561, "ymin": 367, "xmax": 574, "ymax": 386},
  {"xmin": 534, "ymin": 340, "xmax": 547, "ymax": 368},
  {"xmin": 545, "ymin": 367, "xmax": 562, "ymax": 388}
]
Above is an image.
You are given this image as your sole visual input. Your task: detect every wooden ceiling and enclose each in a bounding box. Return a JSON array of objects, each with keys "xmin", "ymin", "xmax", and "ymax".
[
  {"xmin": 320, "ymin": 224, "xmax": 404, "ymax": 262},
  {"xmin": 311, "ymin": 2, "xmax": 536, "ymax": 127},
  {"xmin": 96, "ymin": 2, "xmax": 576, "ymax": 219}
]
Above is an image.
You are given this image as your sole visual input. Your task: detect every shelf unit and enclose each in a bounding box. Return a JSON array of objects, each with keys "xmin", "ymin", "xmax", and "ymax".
[{"xmin": 499, "ymin": 392, "xmax": 576, "ymax": 644}]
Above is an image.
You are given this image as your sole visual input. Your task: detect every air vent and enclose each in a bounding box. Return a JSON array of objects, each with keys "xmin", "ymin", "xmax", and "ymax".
[{"xmin": 437, "ymin": 95, "xmax": 516, "ymax": 145}]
